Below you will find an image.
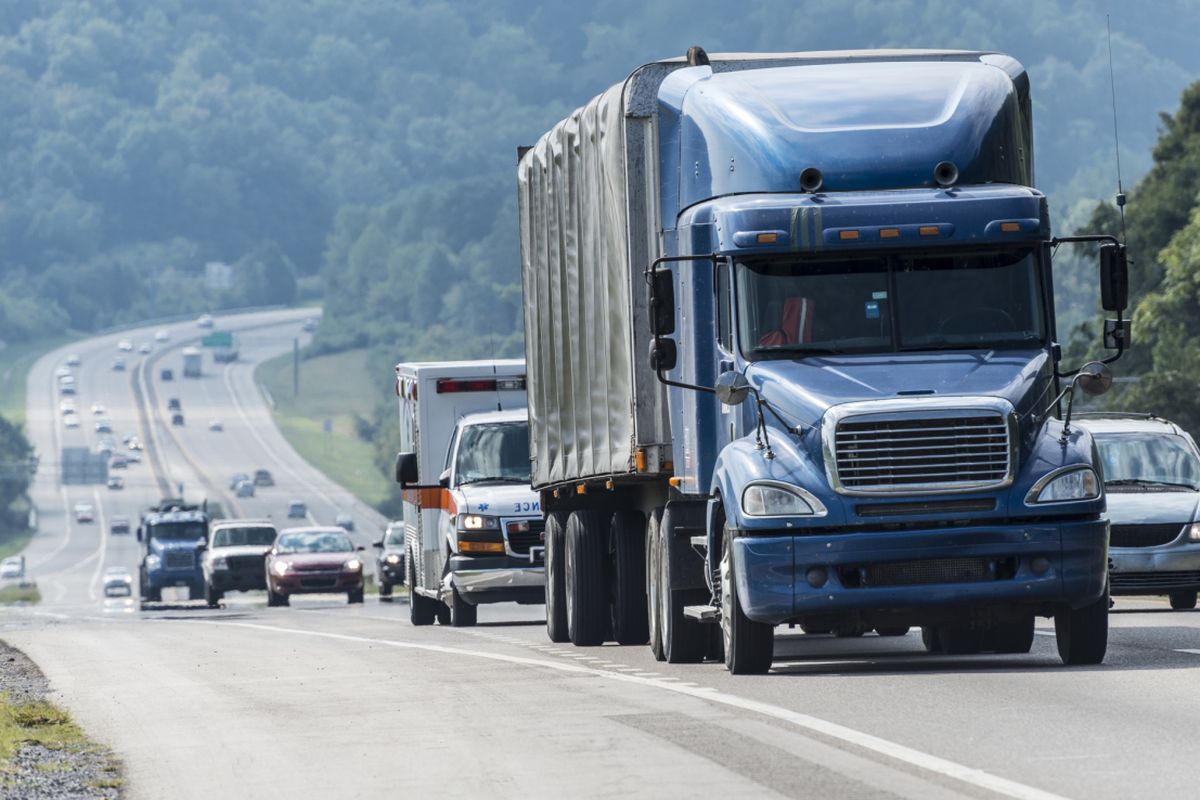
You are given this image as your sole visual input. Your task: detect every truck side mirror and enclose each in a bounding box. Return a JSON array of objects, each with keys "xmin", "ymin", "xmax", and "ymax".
[
  {"xmin": 196, "ymin": 542, "xmax": 207, "ymax": 551},
  {"xmin": 1100, "ymin": 243, "xmax": 1128, "ymax": 312},
  {"xmin": 438, "ymin": 469, "xmax": 451, "ymax": 489},
  {"xmin": 649, "ymin": 270, "xmax": 676, "ymax": 336},
  {"xmin": 1075, "ymin": 361, "xmax": 1113, "ymax": 397},
  {"xmin": 715, "ymin": 371, "xmax": 751, "ymax": 406},
  {"xmin": 395, "ymin": 452, "xmax": 418, "ymax": 486},
  {"xmin": 648, "ymin": 338, "xmax": 677, "ymax": 372},
  {"xmin": 136, "ymin": 526, "xmax": 143, "ymax": 542}
]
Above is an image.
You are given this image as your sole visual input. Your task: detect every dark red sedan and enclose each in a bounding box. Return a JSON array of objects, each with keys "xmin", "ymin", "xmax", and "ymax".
[{"xmin": 265, "ymin": 527, "xmax": 365, "ymax": 606}]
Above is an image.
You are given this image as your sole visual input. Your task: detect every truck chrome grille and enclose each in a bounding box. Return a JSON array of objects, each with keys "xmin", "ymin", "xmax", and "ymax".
[
  {"xmin": 507, "ymin": 520, "xmax": 545, "ymax": 555},
  {"xmin": 164, "ymin": 551, "xmax": 196, "ymax": 569},
  {"xmin": 1109, "ymin": 524, "xmax": 1184, "ymax": 549},
  {"xmin": 831, "ymin": 408, "xmax": 1013, "ymax": 495}
]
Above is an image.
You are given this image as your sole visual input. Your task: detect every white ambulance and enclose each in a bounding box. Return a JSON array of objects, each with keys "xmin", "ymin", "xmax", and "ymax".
[{"xmin": 394, "ymin": 360, "xmax": 544, "ymax": 626}]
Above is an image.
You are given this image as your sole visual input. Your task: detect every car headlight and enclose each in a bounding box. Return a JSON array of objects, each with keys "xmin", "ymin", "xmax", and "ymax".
[
  {"xmin": 344, "ymin": 559, "xmax": 362, "ymax": 572},
  {"xmin": 458, "ymin": 514, "xmax": 500, "ymax": 531},
  {"xmin": 385, "ymin": 554, "xmax": 401, "ymax": 565},
  {"xmin": 741, "ymin": 483, "xmax": 827, "ymax": 517},
  {"xmin": 271, "ymin": 561, "xmax": 291, "ymax": 576},
  {"xmin": 211, "ymin": 557, "xmax": 228, "ymax": 571},
  {"xmin": 145, "ymin": 554, "xmax": 161, "ymax": 570},
  {"xmin": 1026, "ymin": 466, "xmax": 1101, "ymax": 504},
  {"xmin": 1189, "ymin": 523, "xmax": 1200, "ymax": 543}
]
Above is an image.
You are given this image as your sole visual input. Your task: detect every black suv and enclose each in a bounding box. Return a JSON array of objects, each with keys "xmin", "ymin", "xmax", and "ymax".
[
  {"xmin": 373, "ymin": 521, "xmax": 406, "ymax": 599},
  {"xmin": 253, "ymin": 469, "xmax": 275, "ymax": 487}
]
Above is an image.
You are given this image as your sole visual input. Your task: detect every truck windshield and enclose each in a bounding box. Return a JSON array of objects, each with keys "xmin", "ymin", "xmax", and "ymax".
[
  {"xmin": 737, "ymin": 249, "xmax": 1044, "ymax": 359},
  {"xmin": 1095, "ymin": 433, "xmax": 1200, "ymax": 491},
  {"xmin": 149, "ymin": 522, "xmax": 206, "ymax": 541},
  {"xmin": 212, "ymin": 527, "xmax": 276, "ymax": 547},
  {"xmin": 455, "ymin": 422, "xmax": 530, "ymax": 485}
]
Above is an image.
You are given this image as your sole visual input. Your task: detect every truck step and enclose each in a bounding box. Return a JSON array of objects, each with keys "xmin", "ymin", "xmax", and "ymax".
[
  {"xmin": 689, "ymin": 535, "xmax": 707, "ymax": 548},
  {"xmin": 683, "ymin": 604, "xmax": 719, "ymax": 623}
]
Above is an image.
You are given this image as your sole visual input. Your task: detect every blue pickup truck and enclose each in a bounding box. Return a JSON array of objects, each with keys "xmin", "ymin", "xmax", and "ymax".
[
  {"xmin": 138, "ymin": 499, "xmax": 209, "ymax": 604},
  {"xmin": 518, "ymin": 48, "xmax": 1128, "ymax": 673}
]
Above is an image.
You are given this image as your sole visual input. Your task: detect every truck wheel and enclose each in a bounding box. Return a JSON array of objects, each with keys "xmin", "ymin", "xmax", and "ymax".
[
  {"xmin": 658, "ymin": 515, "xmax": 706, "ymax": 664},
  {"xmin": 609, "ymin": 510, "xmax": 648, "ymax": 645},
  {"xmin": 204, "ymin": 583, "xmax": 222, "ymax": 608},
  {"xmin": 720, "ymin": 524, "xmax": 773, "ymax": 674},
  {"xmin": 1055, "ymin": 585, "xmax": 1109, "ymax": 665},
  {"xmin": 267, "ymin": 590, "xmax": 289, "ymax": 607},
  {"xmin": 920, "ymin": 626, "xmax": 942, "ymax": 653},
  {"xmin": 450, "ymin": 587, "xmax": 477, "ymax": 627},
  {"xmin": 407, "ymin": 549, "xmax": 436, "ymax": 626},
  {"xmin": 435, "ymin": 603, "xmax": 451, "ymax": 626},
  {"xmin": 347, "ymin": 588, "xmax": 365, "ymax": 604},
  {"xmin": 565, "ymin": 510, "xmax": 607, "ymax": 646},
  {"xmin": 646, "ymin": 510, "xmax": 665, "ymax": 661},
  {"xmin": 544, "ymin": 512, "xmax": 569, "ymax": 643},
  {"xmin": 987, "ymin": 616, "xmax": 1035, "ymax": 654},
  {"xmin": 938, "ymin": 625, "xmax": 982, "ymax": 655},
  {"xmin": 379, "ymin": 580, "xmax": 393, "ymax": 600},
  {"xmin": 1169, "ymin": 590, "xmax": 1197, "ymax": 610}
]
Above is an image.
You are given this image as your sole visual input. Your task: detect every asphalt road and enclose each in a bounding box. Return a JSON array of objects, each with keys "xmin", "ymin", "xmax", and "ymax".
[{"xmin": 6, "ymin": 311, "xmax": 1200, "ymax": 799}]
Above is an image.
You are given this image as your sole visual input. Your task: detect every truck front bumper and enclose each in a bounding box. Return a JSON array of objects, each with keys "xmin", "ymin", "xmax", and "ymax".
[
  {"xmin": 733, "ymin": 519, "xmax": 1107, "ymax": 625},
  {"xmin": 145, "ymin": 570, "xmax": 203, "ymax": 590},
  {"xmin": 446, "ymin": 554, "xmax": 544, "ymax": 605}
]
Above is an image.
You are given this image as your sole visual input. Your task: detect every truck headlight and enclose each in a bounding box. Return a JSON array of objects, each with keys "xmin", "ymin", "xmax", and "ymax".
[
  {"xmin": 271, "ymin": 561, "xmax": 292, "ymax": 576},
  {"xmin": 742, "ymin": 483, "xmax": 827, "ymax": 517},
  {"xmin": 211, "ymin": 557, "xmax": 228, "ymax": 571},
  {"xmin": 385, "ymin": 554, "xmax": 401, "ymax": 565},
  {"xmin": 145, "ymin": 554, "xmax": 161, "ymax": 570},
  {"xmin": 1026, "ymin": 467, "xmax": 1100, "ymax": 504},
  {"xmin": 458, "ymin": 514, "xmax": 500, "ymax": 531}
]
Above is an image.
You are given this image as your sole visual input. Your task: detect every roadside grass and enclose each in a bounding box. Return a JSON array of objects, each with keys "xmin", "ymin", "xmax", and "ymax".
[
  {"xmin": 0, "ymin": 335, "xmax": 78, "ymax": 426},
  {"xmin": 0, "ymin": 585, "xmax": 40, "ymax": 605},
  {"xmin": 0, "ymin": 529, "xmax": 32, "ymax": 563},
  {"xmin": 256, "ymin": 348, "xmax": 392, "ymax": 509},
  {"xmin": 0, "ymin": 697, "xmax": 85, "ymax": 762}
]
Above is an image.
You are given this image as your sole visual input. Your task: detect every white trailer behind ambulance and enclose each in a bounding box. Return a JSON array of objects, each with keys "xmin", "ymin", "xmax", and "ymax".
[{"xmin": 394, "ymin": 360, "xmax": 544, "ymax": 626}]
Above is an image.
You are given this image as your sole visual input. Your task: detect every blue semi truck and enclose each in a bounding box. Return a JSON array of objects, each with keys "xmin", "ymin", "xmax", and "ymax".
[
  {"xmin": 517, "ymin": 48, "xmax": 1129, "ymax": 673},
  {"xmin": 138, "ymin": 498, "xmax": 209, "ymax": 604}
]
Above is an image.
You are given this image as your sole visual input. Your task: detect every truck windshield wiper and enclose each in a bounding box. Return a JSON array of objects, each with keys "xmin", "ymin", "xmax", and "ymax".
[
  {"xmin": 751, "ymin": 345, "xmax": 846, "ymax": 357},
  {"xmin": 1106, "ymin": 478, "xmax": 1198, "ymax": 491}
]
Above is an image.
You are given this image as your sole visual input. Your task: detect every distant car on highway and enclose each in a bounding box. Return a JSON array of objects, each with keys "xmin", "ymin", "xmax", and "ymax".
[
  {"xmin": 60, "ymin": 399, "xmax": 75, "ymax": 414},
  {"xmin": 55, "ymin": 366, "xmax": 71, "ymax": 379},
  {"xmin": 335, "ymin": 513, "xmax": 354, "ymax": 532},
  {"xmin": 171, "ymin": 413, "xmax": 185, "ymax": 427},
  {"xmin": 74, "ymin": 503, "xmax": 95, "ymax": 523},
  {"xmin": 167, "ymin": 397, "xmax": 182, "ymax": 411},
  {"xmin": 107, "ymin": 475, "xmax": 125, "ymax": 490},
  {"xmin": 197, "ymin": 314, "xmax": 214, "ymax": 328},
  {"xmin": 374, "ymin": 522, "xmax": 406, "ymax": 598},
  {"xmin": 287, "ymin": 500, "xmax": 307, "ymax": 519},
  {"xmin": 125, "ymin": 451, "xmax": 142, "ymax": 464},
  {"xmin": 155, "ymin": 329, "xmax": 170, "ymax": 343},
  {"xmin": 254, "ymin": 469, "xmax": 275, "ymax": 487},
  {"xmin": 160, "ymin": 368, "xmax": 174, "ymax": 381},
  {"xmin": 128, "ymin": 437, "xmax": 143, "ymax": 450},
  {"xmin": 59, "ymin": 382, "xmax": 76, "ymax": 396},
  {"xmin": 138, "ymin": 342, "xmax": 152, "ymax": 354},
  {"xmin": 95, "ymin": 418, "xmax": 113, "ymax": 433},
  {"xmin": 117, "ymin": 339, "xmax": 133, "ymax": 352},
  {"xmin": 302, "ymin": 318, "xmax": 318, "ymax": 333},
  {"xmin": 201, "ymin": 520, "xmax": 278, "ymax": 607},
  {"xmin": 63, "ymin": 414, "xmax": 80, "ymax": 429},
  {"xmin": 1, "ymin": 556, "xmax": 24, "ymax": 580},
  {"xmin": 112, "ymin": 357, "xmax": 126, "ymax": 372},
  {"xmin": 229, "ymin": 473, "xmax": 250, "ymax": 490},
  {"xmin": 103, "ymin": 568, "xmax": 134, "ymax": 598},
  {"xmin": 265, "ymin": 527, "xmax": 365, "ymax": 606},
  {"xmin": 110, "ymin": 515, "xmax": 131, "ymax": 535},
  {"xmin": 109, "ymin": 454, "xmax": 128, "ymax": 470},
  {"xmin": 235, "ymin": 481, "xmax": 256, "ymax": 498},
  {"xmin": 91, "ymin": 402, "xmax": 106, "ymax": 415},
  {"xmin": 66, "ymin": 354, "xmax": 81, "ymax": 367},
  {"xmin": 1079, "ymin": 413, "xmax": 1200, "ymax": 610},
  {"xmin": 208, "ymin": 419, "xmax": 224, "ymax": 432}
]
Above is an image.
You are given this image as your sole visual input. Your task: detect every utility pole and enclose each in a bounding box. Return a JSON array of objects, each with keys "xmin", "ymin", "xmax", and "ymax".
[{"xmin": 293, "ymin": 337, "xmax": 300, "ymax": 398}]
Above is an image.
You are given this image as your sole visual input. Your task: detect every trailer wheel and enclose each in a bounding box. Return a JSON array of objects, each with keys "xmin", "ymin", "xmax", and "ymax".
[
  {"xmin": 646, "ymin": 509, "xmax": 665, "ymax": 661},
  {"xmin": 1055, "ymin": 585, "xmax": 1108, "ymax": 665},
  {"xmin": 544, "ymin": 512, "xmax": 569, "ymax": 642},
  {"xmin": 720, "ymin": 524, "xmax": 773, "ymax": 674},
  {"xmin": 407, "ymin": 549, "xmax": 436, "ymax": 626},
  {"xmin": 1170, "ymin": 590, "xmax": 1197, "ymax": 610},
  {"xmin": 565, "ymin": 510, "xmax": 607, "ymax": 646},
  {"xmin": 609, "ymin": 510, "xmax": 648, "ymax": 645},
  {"xmin": 450, "ymin": 586, "xmax": 477, "ymax": 627},
  {"xmin": 658, "ymin": 518, "xmax": 705, "ymax": 664}
]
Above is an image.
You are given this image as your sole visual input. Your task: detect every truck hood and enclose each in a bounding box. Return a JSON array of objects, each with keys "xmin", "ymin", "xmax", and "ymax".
[
  {"xmin": 457, "ymin": 482, "xmax": 539, "ymax": 516},
  {"xmin": 276, "ymin": 552, "xmax": 357, "ymax": 569},
  {"xmin": 748, "ymin": 349, "xmax": 1047, "ymax": 431},
  {"xmin": 210, "ymin": 545, "xmax": 270, "ymax": 559},
  {"xmin": 1104, "ymin": 491, "xmax": 1200, "ymax": 525},
  {"xmin": 151, "ymin": 538, "xmax": 205, "ymax": 555}
]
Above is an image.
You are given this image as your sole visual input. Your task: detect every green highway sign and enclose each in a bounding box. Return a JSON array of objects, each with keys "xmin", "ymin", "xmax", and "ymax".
[{"xmin": 201, "ymin": 331, "xmax": 233, "ymax": 348}]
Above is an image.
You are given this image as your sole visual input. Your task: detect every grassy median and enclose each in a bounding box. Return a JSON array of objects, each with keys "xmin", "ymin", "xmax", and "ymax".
[
  {"xmin": 0, "ymin": 585, "xmax": 40, "ymax": 605},
  {"xmin": 0, "ymin": 697, "xmax": 86, "ymax": 762},
  {"xmin": 255, "ymin": 348, "xmax": 392, "ymax": 509},
  {"xmin": 0, "ymin": 334, "xmax": 78, "ymax": 426}
]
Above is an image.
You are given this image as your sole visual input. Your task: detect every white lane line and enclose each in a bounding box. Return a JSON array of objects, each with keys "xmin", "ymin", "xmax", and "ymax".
[
  {"xmin": 180, "ymin": 618, "xmax": 1069, "ymax": 800},
  {"xmin": 1175, "ymin": 649, "xmax": 1200, "ymax": 655},
  {"xmin": 87, "ymin": 486, "xmax": 110, "ymax": 602},
  {"xmin": 1034, "ymin": 631, "xmax": 1055, "ymax": 637}
]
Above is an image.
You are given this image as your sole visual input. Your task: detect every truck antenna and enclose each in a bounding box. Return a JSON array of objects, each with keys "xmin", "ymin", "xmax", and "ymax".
[
  {"xmin": 1106, "ymin": 14, "xmax": 1128, "ymax": 243},
  {"xmin": 487, "ymin": 316, "xmax": 502, "ymax": 412}
]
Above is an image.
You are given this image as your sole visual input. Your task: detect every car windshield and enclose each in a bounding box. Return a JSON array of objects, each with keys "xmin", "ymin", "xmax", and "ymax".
[
  {"xmin": 1095, "ymin": 432, "xmax": 1200, "ymax": 491},
  {"xmin": 213, "ymin": 527, "xmax": 276, "ymax": 547},
  {"xmin": 454, "ymin": 422, "xmax": 530, "ymax": 485},
  {"xmin": 737, "ymin": 249, "xmax": 1044, "ymax": 359},
  {"xmin": 276, "ymin": 532, "xmax": 353, "ymax": 554},
  {"xmin": 385, "ymin": 528, "xmax": 404, "ymax": 546},
  {"xmin": 148, "ymin": 521, "xmax": 207, "ymax": 541}
]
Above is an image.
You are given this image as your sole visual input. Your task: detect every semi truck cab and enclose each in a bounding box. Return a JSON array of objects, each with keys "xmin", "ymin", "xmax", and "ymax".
[{"xmin": 138, "ymin": 499, "xmax": 209, "ymax": 604}]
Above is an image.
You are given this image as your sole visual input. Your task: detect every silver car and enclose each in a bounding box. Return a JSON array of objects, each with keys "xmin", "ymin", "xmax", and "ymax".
[{"xmin": 1078, "ymin": 413, "xmax": 1200, "ymax": 610}]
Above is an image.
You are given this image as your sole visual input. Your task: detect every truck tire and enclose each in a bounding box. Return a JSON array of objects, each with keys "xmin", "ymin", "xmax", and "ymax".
[
  {"xmin": 450, "ymin": 587, "xmax": 477, "ymax": 627},
  {"xmin": 544, "ymin": 512, "xmax": 569, "ymax": 643},
  {"xmin": 435, "ymin": 603, "xmax": 451, "ymax": 626},
  {"xmin": 920, "ymin": 626, "xmax": 941, "ymax": 653},
  {"xmin": 347, "ymin": 588, "xmax": 364, "ymax": 604},
  {"xmin": 646, "ymin": 510, "xmax": 665, "ymax": 661},
  {"xmin": 720, "ymin": 524, "xmax": 773, "ymax": 674},
  {"xmin": 1169, "ymin": 590, "xmax": 1197, "ymax": 610},
  {"xmin": 1055, "ymin": 585, "xmax": 1108, "ymax": 665},
  {"xmin": 379, "ymin": 580, "xmax": 393, "ymax": 599},
  {"xmin": 937, "ymin": 625, "xmax": 982, "ymax": 655},
  {"xmin": 609, "ymin": 510, "xmax": 648, "ymax": 645},
  {"xmin": 267, "ymin": 590, "xmax": 289, "ymax": 607},
  {"xmin": 565, "ymin": 510, "xmax": 608, "ymax": 646},
  {"xmin": 657, "ymin": 518, "xmax": 705, "ymax": 664},
  {"xmin": 987, "ymin": 616, "xmax": 1034, "ymax": 654},
  {"xmin": 204, "ymin": 583, "xmax": 222, "ymax": 608},
  {"xmin": 407, "ymin": 549, "xmax": 436, "ymax": 626}
]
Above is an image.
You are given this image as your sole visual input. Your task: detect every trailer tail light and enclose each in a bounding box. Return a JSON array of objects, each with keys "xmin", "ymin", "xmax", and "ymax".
[{"xmin": 436, "ymin": 376, "xmax": 527, "ymax": 394}]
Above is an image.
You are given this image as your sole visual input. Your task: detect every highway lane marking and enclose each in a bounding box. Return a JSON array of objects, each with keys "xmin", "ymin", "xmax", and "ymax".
[
  {"xmin": 1174, "ymin": 649, "xmax": 1200, "ymax": 655},
  {"xmin": 174, "ymin": 617, "xmax": 1070, "ymax": 800},
  {"xmin": 87, "ymin": 486, "xmax": 110, "ymax": 602},
  {"xmin": 28, "ymin": 486, "xmax": 76, "ymax": 570}
]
